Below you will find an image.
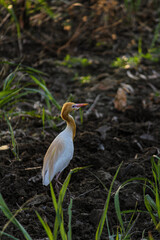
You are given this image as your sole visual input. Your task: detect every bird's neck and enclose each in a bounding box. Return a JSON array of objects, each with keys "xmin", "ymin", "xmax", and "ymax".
[{"xmin": 61, "ymin": 112, "xmax": 76, "ymax": 140}]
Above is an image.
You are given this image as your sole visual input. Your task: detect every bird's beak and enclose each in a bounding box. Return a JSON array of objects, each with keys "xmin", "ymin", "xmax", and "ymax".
[
  {"xmin": 74, "ymin": 103, "xmax": 88, "ymax": 107},
  {"xmin": 72, "ymin": 103, "xmax": 88, "ymax": 110}
]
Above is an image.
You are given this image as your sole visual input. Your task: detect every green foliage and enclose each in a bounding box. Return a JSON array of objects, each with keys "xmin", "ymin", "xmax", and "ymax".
[
  {"xmin": 36, "ymin": 167, "xmax": 89, "ymax": 240},
  {"xmin": 112, "ymin": 37, "xmax": 159, "ymax": 69},
  {"xmin": 60, "ymin": 54, "xmax": 91, "ymax": 69},
  {"xmin": 5, "ymin": 113, "xmax": 19, "ymax": 160},
  {"xmin": 95, "ymin": 162, "xmax": 123, "ymax": 240},
  {"xmin": 73, "ymin": 73, "xmax": 92, "ymax": 84},
  {"xmin": 67, "ymin": 199, "xmax": 73, "ymax": 240},
  {"xmin": 57, "ymin": 55, "xmax": 92, "ymax": 84},
  {"xmin": 1, "ymin": 161, "xmax": 160, "ymax": 240},
  {"xmin": 33, "ymin": 0, "xmax": 56, "ymax": 18},
  {"xmin": 0, "ymin": 0, "xmax": 21, "ymax": 38},
  {"xmin": 36, "ymin": 212, "xmax": 54, "ymax": 240},
  {"xmin": 0, "ymin": 0, "xmax": 57, "ymax": 51},
  {"xmin": 114, "ymin": 176, "xmax": 149, "ymax": 239},
  {"xmin": 0, "ymin": 0, "xmax": 56, "ymax": 22},
  {"xmin": 148, "ymin": 231, "xmax": 155, "ymax": 240},
  {"xmin": 143, "ymin": 155, "xmax": 160, "ymax": 232},
  {"xmin": 50, "ymin": 166, "xmax": 89, "ymax": 240},
  {"xmin": 0, "ymin": 63, "xmax": 61, "ymax": 158},
  {"xmin": 30, "ymin": 74, "xmax": 61, "ymax": 111},
  {"xmin": 0, "ymin": 62, "xmax": 61, "ymax": 118},
  {"xmin": 79, "ymin": 75, "xmax": 92, "ymax": 84},
  {"xmin": 42, "ymin": 106, "xmax": 45, "ymax": 134},
  {"xmin": 0, "ymin": 167, "xmax": 87, "ymax": 240},
  {"xmin": 112, "ymin": 54, "xmax": 141, "ymax": 69},
  {"xmin": 79, "ymin": 108, "xmax": 83, "ymax": 124},
  {"xmin": 124, "ymin": 0, "xmax": 142, "ymax": 12},
  {"xmin": 151, "ymin": 22, "xmax": 160, "ymax": 48},
  {"xmin": 0, "ymin": 193, "xmax": 32, "ymax": 240},
  {"xmin": 113, "ymin": 156, "xmax": 160, "ymax": 239}
]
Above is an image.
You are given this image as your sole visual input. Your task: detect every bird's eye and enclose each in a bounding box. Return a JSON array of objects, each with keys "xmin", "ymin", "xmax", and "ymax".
[{"xmin": 72, "ymin": 105, "xmax": 79, "ymax": 110}]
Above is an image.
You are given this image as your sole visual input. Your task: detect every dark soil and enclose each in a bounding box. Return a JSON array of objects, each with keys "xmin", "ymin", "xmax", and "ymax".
[{"xmin": 1, "ymin": 1, "xmax": 160, "ymax": 239}]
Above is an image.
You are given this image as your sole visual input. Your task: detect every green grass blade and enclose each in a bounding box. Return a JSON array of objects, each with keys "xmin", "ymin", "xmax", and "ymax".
[
  {"xmin": 1, "ymin": 91, "xmax": 32, "ymax": 111},
  {"xmin": 152, "ymin": 156, "xmax": 160, "ymax": 183},
  {"xmin": 50, "ymin": 183, "xmax": 60, "ymax": 240},
  {"xmin": 105, "ymin": 215, "xmax": 111, "ymax": 239},
  {"xmin": 4, "ymin": 113, "xmax": 19, "ymax": 159},
  {"xmin": 20, "ymin": 66, "xmax": 48, "ymax": 76},
  {"xmin": 79, "ymin": 108, "xmax": 83, "ymax": 124},
  {"xmin": 42, "ymin": 107, "xmax": 45, "ymax": 133},
  {"xmin": 67, "ymin": 198, "xmax": 73, "ymax": 240},
  {"xmin": 9, "ymin": 6, "xmax": 21, "ymax": 39},
  {"xmin": 148, "ymin": 231, "xmax": 154, "ymax": 240},
  {"xmin": 36, "ymin": 211, "xmax": 54, "ymax": 240},
  {"xmin": 95, "ymin": 162, "xmax": 123, "ymax": 240},
  {"xmin": 121, "ymin": 209, "xmax": 145, "ymax": 214},
  {"xmin": 116, "ymin": 228, "xmax": 119, "ymax": 240},
  {"xmin": 0, "ymin": 231, "xmax": 19, "ymax": 240},
  {"xmin": 51, "ymin": 180, "xmax": 67, "ymax": 240},
  {"xmin": 151, "ymin": 157, "xmax": 160, "ymax": 219},
  {"xmin": 36, "ymin": 0, "xmax": 56, "ymax": 18},
  {"xmin": 151, "ymin": 22, "xmax": 160, "ymax": 48},
  {"xmin": 114, "ymin": 177, "xmax": 151, "ymax": 236},
  {"xmin": 114, "ymin": 188, "xmax": 125, "ymax": 234},
  {"xmin": 0, "ymin": 88, "xmax": 22, "ymax": 108},
  {"xmin": 0, "ymin": 194, "xmax": 32, "ymax": 240},
  {"xmin": 50, "ymin": 182, "xmax": 58, "ymax": 212},
  {"xmin": 156, "ymin": 187, "xmax": 160, "ymax": 219},
  {"xmin": 59, "ymin": 166, "xmax": 90, "ymax": 205},
  {"xmin": 124, "ymin": 206, "xmax": 139, "ymax": 238},
  {"xmin": 30, "ymin": 75, "xmax": 61, "ymax": 110},
  {"xmin": 24, "ymin": 87, "xmax": 52, "ymax": 111},
  {"xmin": 56, "ymin": 172, "xmax": 72, "ymax": 240},
  {"xmin": 144, "ymin": 194, "xmax": 157, "ymax": 212},
  {"xmin": 144, "ymin": 194, "xmax": 157, "ymax": 226},
  {"xmin": 53, "ymin": 167, "xmax": 88, "ymax": 240},
  {"xmin": 0, "ymin": 90, "xmax": 15, "ymax": 98},
  {"xmin": 3, "ymin": 72, "xmax": 16, "ymax": 90},
  {"xmin": 58, "ymin": 168, "xmax": 88, "ymax": 239}
]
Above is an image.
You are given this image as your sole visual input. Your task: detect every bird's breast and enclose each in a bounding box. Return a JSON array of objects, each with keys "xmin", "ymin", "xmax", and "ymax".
[{"xmin": 57, "ymin": 127, "xmax": 74, "ymax": 157}]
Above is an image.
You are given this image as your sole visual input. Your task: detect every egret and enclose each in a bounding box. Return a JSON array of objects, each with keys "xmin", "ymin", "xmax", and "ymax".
[{"xmin": 42, "ymin": 102, "xmax": 88, "ymax": 186}]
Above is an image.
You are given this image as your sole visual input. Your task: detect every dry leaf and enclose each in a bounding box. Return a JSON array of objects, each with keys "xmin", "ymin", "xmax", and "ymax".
[
  {"xmin": 127, "ymin": 70, "xmax": 139, "ymax": 80},
  {"xmin": 112, "ymin": 33, "xmax": 117, "ymax": 40},
  {"xmin": 64, "ymin": 25, "xmax": 71, "ymax": 31},
  {"xmin": 114, "ymin": 87, "xmax": 127, "ymax": 112},
  {"xmin": 82, "ymin": 16, "xmax": 87, "ymax": 22},
  {"xmin": 121, "ymin": 83, "xmax": 134, "ymax": 94}
]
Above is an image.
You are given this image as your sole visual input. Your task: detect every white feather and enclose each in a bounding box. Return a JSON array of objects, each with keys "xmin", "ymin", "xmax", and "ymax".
[{"xmin": 42, "ymin": 125, "xmax": 74, "ymax": 186}]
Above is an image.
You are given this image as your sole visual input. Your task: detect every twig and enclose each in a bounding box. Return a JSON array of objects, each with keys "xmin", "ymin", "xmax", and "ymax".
[
  {"xmin": 25, "ymin": 30, "xmax": 56, "ymax": 54},
  {"xmin": 0, "ymin": 13, "xmax": 10, "ymax": 28},
  {"xmin": 84, "ymin": 94, "xmax": 101, "ymax": 117},
  {"xmin": 73, "ymin": 186, "xmax": 99, "ymax": 199},
  {"xmin": 57, "ymin": 22, "xmax": 83, "ymax": 55}
]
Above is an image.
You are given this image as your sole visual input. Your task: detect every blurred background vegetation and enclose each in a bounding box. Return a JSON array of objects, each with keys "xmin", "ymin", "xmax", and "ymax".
[{"xmin": 0, "ymin": 0, "xmax": 160, "ymax": 123}]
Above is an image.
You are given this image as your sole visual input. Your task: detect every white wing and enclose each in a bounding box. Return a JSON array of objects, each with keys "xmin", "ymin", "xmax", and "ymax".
[{"xmin": 42, "ymin": 130, "xmax": 74, "ymax": 186}]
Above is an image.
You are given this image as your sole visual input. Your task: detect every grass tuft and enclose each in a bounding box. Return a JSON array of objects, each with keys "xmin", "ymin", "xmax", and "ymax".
[
  {"xmin": 4, "ymin": 113, "xmax": 19, "ymax": 160},
  {"xmin": 95, "ymin": 162, "xmax": 123, "ymax": 240},
  {"xmin": 0, "ymin": 194, "xmax": 32, "ymax": 240}
]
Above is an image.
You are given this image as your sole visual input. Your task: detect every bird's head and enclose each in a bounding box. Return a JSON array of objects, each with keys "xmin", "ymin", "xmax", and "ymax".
[{"xmin": 61, "ymin": 102, "xmax": 88, "ymax": 120}]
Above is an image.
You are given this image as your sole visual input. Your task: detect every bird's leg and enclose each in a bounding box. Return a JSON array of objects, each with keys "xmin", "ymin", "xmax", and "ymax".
[
  {"xmin": 55, "ymin": 172, "xmax": 62, "ymax": 193},
  {"xmin": 55, "ymin": 172, "xmax": 62, "ymax": 185},
  {"xmin": 55, "ymin": 172, "xmax": 71, "ymax": 197}
]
